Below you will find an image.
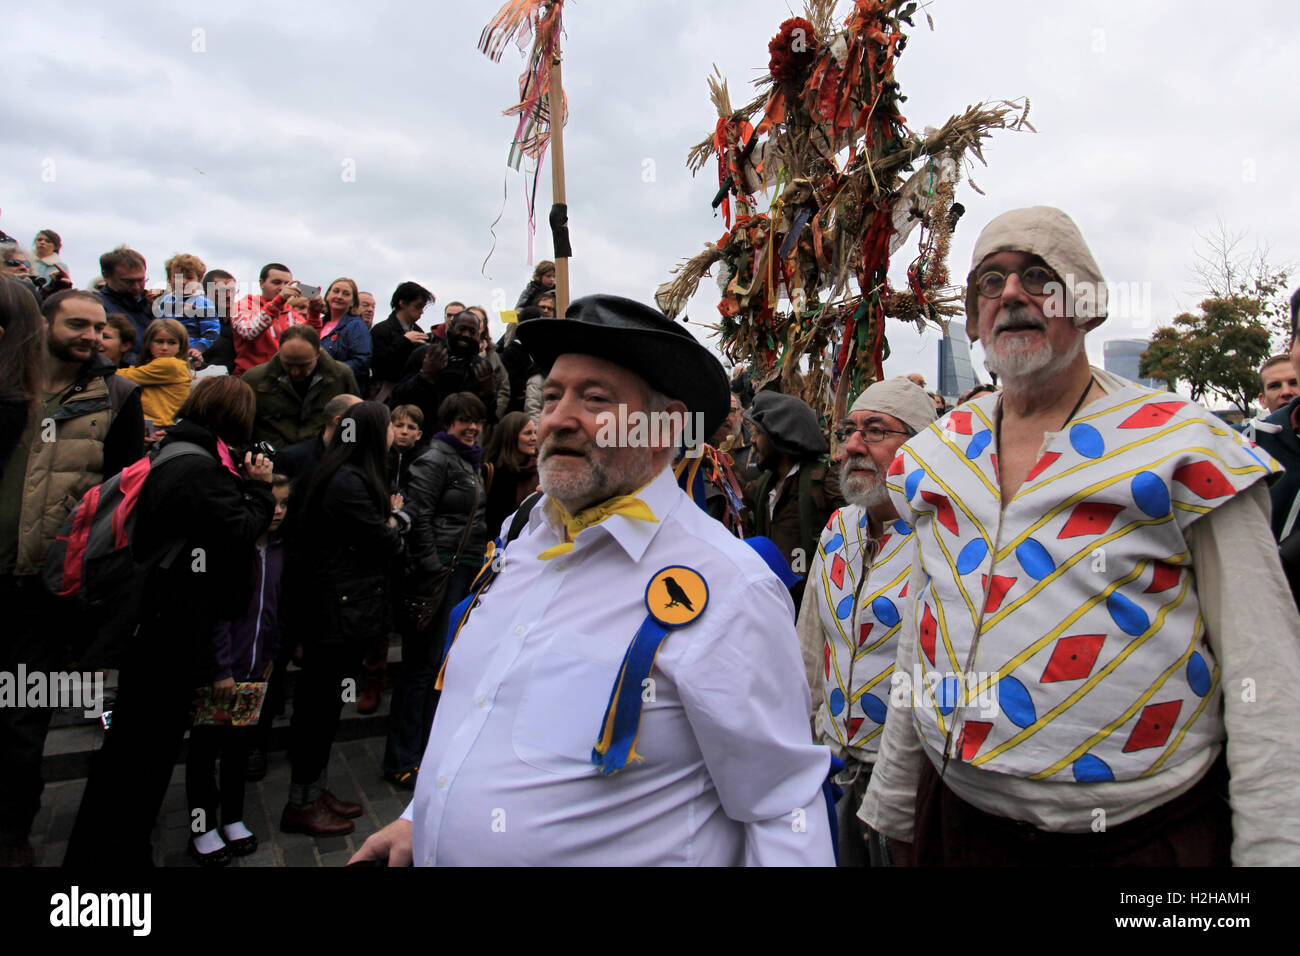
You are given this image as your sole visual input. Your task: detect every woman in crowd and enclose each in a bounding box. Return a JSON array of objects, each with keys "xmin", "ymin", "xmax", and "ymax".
[
  {"xmin": 368, "ymin": 281, "xmax": 431, "ymax": 401},
  {"xmin": 280, "ymin": 401, "xmax": 407, "ymax": 835},
  {"xmin": 382, "ymin": 392, "xmax": 488, "ymax": 790},
  {"xmin": 0, "ymin": 277, "xmax": 45, "ymax": 471},
  {"xmin": 319, "ymin": 277, "xmax": 372, "ymax": 390},
  {"xmin": 482, "ymin": 410, "xmax": 539, "ymax": 539},
  {"xmin": 116, "ymin": 318, "xmax": 194, "ymax": 430},
  {"xmin": 65, "ymin": 376, "xmax": 276, "ymax": 867}
]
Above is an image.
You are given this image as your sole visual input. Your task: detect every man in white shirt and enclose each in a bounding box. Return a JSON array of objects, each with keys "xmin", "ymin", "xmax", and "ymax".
[
  {"xmin": 351, "ymin": 294, "xmax": 834, "ymax": 866},
  {"xmin": 861, "ymin": 206, "xmax": 1300, "ymax": 866}
]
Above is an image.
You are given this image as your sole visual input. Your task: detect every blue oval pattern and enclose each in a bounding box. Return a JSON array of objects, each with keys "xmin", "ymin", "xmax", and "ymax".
[
  {"xmin": 956, "ymin": 538, "xmax": 989, "ymax": 575},
  {"xmin": 1072, "ymin": 753, "xmax": 1115, "ymax": 783},
  {"xmin": 824, "ymin": 533, "xmax": 843, "ymax": 554},
  {"xmin": 1131, "ymin": 471, "xmax": 1170, "ymax": 518},
  {"xmin": 1106, "ymin": 591, "xmax": 1149, "ymax": 636},
  {"xmin": 1186, "ymin": 651, "xmax": 1212, "ymax": 697},
  {"xmin": 835, "ymin": 595, "xmax": 856, "ymax": 620},
  {"xmin": 893, "ymin": 519, "xmax": 912, "ymax": 536},
  {"xmin": 871, "ymin": 596, "xmax": 900, "ymax": 628},
  {"xmin": 829, "ymin": 688, "xmax": 845, "ymax": 716},
  {"xmin": 1069, "ymin": 423, "xmax": 1105, "ymax": 459},
  {"xmin": 1016, "ymin": 539, "xmax": 1056, "ymax": 580},
  {"xmin": 936, "ymin": 676, "xmax": 961, "ymax": 715},
  {"xmin": 966, "ymin": 430, "xmax": 993, "ymax": 460},
  {"xmin": 905, "ymin": 469, "xmax": 924, "ymax": 501},
  {"xmin": 997, "ymin": 676, "xmax": 1036, "ymax": 728},
  {"xmin": 861, "ymin": 693, "xmax": 888, "ymax": 724}
]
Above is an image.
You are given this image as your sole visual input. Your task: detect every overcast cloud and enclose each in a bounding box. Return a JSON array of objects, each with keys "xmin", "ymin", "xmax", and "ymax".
[{"xmin": 3, "ymin": 0, "xmax": 1297, "ymax": 388}]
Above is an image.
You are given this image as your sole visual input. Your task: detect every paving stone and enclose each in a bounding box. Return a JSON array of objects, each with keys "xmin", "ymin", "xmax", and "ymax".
[
  {"xmin": 313, "ymin": 835, "xmax": 350, "ymax": 854},
  {"xmin": 318, "ymin": 850, "xmax": 352, "ymax": 868},
  {"xmin": 37, "ymin": 840, "xmax": 66, "ymax": 867},
  {"xmin": 281, "ymin": 844, "xmax": 318, "ymax": 867},
  {"xmin": 48, "ymin": 811, "xmax": 77, "ymax": 842},
  {"xmin": 351, "ymin": 816, "xmax": 379, "ymax": 841},
  {"xmin": 235, "ymin": 849, "xmax": 281, "ymax": 867},
  {"xmin": 367, "ymin": 797, "xmax": 404, "ymax": 823},
  {"xmin": 276, "ymin": 829, "xmax": 315, "ymax": 848}
]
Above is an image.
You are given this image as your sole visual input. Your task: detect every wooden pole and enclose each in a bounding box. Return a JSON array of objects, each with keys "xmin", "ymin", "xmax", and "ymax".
[{"xmin": 547, "ymin": 23, "xmax": 569, "ymax": 315}]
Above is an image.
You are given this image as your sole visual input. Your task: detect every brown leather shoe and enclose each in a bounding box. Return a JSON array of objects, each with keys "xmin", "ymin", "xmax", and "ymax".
[
  {"xmin": 322, "ymin": 789, "xmax": 363, "ymax": 819},
  {"xmin": 356, "ymin": 669, "xmax": 383, "ymax": 715},
  {"xmin": 280, "ymin": 799, "xmax": 355, "ymax": 836}
]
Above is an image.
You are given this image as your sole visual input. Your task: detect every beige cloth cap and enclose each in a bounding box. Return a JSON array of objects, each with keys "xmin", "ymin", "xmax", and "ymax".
[
  {"xmin": 964, "ymin": 205, "xmax": 1108, "ymax": 340},
  {"xmin": 849, "ymin": 378, "xmax": 937, "ymax": 436}
]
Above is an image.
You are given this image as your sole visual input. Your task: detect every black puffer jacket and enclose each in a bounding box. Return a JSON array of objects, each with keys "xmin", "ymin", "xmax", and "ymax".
[
  {"xmin": 287, "ymin": 462, "xmax": 405, "ymax": 646},
  {"xmin": 405, "ymin": 438, "xmax": 487, "ymax": 586}
]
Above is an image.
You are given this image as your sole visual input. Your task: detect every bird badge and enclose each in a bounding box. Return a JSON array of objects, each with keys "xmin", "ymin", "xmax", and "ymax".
[{"xmin": 645, "ymin": 566, "xmax": 709, "ymax": 628}]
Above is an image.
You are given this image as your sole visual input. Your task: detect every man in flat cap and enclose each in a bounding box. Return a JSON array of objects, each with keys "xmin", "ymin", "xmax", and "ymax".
[
  {"xmin": 795, "ymin": 377, "xmax": 935, "ymax": 866},
  {"xmin": 744, "ymin": 391, "xmax": 845, "ymax": 609},
  {"xmin": 352, "ymin": 294, "xmax": 833, "ymax": 866},
  {"xmin": 862, "ymin": 206, "xmax": 1300, "ymax": 865}
]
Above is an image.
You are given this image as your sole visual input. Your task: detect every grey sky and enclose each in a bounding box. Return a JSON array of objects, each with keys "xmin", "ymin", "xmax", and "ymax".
[{"xmin": 3, "ymin": 0, "xmax": 1296, "ymax": 387}]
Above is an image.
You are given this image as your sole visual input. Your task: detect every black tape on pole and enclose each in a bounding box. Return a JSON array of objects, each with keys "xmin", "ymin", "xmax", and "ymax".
[{"xmin": 550, "ymin": 203, "xmax": 572, "ymax": 259}]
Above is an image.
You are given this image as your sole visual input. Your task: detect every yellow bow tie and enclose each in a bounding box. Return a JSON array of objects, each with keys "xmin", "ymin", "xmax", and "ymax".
[{"xmin": 538, "ymin": 493, "xmax": 658, "ymax": 561}]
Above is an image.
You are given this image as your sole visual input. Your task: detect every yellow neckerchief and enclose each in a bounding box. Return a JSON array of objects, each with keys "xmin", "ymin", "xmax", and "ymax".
[{"xmin": 537, "ymin": 483, "xmax": 658, "ymax": 561}]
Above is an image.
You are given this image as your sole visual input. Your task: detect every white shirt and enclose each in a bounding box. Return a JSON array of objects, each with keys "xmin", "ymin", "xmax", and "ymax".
[{"xmin": 401, "ymin": 464, "xmax": 834, "ymax": 866}]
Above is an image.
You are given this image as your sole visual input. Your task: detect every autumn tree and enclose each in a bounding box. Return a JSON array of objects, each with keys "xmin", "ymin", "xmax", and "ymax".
[
  {"xmin": 1188, "ymin": 220, "xmax": 1293, "ymax": 349},
  {"xmin": 1140, "ymin": 296, "xmax": 1272, "ymax": 416}
]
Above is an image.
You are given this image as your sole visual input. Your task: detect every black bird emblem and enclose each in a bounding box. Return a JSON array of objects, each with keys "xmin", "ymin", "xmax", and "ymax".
[{"xmin": 662, "ymin": 576, "xmax": 694, "ymax": 611}]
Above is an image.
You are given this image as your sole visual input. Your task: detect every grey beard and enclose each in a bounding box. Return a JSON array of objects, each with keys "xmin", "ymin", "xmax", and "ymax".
[{"xmin": 842, "ymin": 455, "xmax": 889, "ymax": 510}]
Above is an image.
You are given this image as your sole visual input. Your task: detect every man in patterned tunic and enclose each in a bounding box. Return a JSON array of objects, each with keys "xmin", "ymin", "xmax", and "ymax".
[
  {"xmin": 796, "ymin": 377, "xmax": 936, "ymax": 865},
  {"xmin": 861, "ymin": 206, "xmax": 1300, "ymax": 865}
]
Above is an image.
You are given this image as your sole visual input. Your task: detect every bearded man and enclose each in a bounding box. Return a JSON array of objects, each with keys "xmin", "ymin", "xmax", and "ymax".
[
  {"xmin": 861, "ymin": 206, "xmax": 1300, "ymax": 866},
  {"xmin": 351, "ymin": 295, "xmax": 834, "ymax": 866},
  {"xmin": 795, "ymin": 378, "xmax": 935, "ymax": 866}
]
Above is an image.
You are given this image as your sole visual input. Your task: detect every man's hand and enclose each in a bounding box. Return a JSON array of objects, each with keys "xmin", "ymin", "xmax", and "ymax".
[
  {"xmin": 419, "ymin": 340, "xmax": 448, "ymax": 381},
  {"xmin": 403, "ymin": 329, "xmax": 429, "ymax": 345},
  {"xmin": 308, "ymin": 295, "xmax": 326, "ymax": 315},
  {"xmin": 348, "ymin": 818, "xmax": 413, "ymax": 867},
  {"xmin": 471, "ymin": 355, "xmax": 495, "ymax": 396}
]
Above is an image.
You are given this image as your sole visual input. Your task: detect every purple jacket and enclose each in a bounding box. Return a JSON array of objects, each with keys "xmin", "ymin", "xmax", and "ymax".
[{"xmin": 212, "ymin": 537, "xmax": 284, "ymax": 682}]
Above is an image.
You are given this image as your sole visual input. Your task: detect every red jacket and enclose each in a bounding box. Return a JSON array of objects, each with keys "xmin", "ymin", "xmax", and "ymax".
[{"xmin": 231, "ymin": 294, "xmax": 322, "ymax": 376}]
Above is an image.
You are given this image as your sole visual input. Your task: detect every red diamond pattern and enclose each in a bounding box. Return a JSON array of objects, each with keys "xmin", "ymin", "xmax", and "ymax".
[
  {"xmin": 1145, "ymin": 562, "xmax": 1182, "ymax": 593},
  {"xmin": 1025, "ymin": 452, "xmax": 1061, "ymax": 482},
  {"xmin": 1172, "ymin": 461, "xmax": 1235, "ymax": 499},
  {"xmin": 889, "ymin": 454, "xmax": 906, "ymax": 476},
  {"xmin": 847, "ymin": 717, "xmax": 864, "ymax": 738},
  {"xmin": 1039, "ymin": 634, "xmax": 1106, "ymax": 683},
  {"xmin": 981, "ymin": 574, "xmax": 1017, "ymax": 613},
  {"xmin": 1058, "ymin": 501, "xmax": 1125, "ymax": 539},
  {"xmin": 919, "ymin": 604, "xmax": 937, "ymax": 665},
  {"xmin": 1122, "ymin": 700, "xmax": 1183, "ymax": 752},
  {"xmin": 830, "ymin": 553, "xmax": 846, "ymax": 589},
  {"xmin": 920, "ymin": 490, "xmax": 959, "ymax": 535},
  {"xmin": 858, "ymin": 621, "xmax": 874, "ymax": 646},
  {"xmin": 947, "ymin": 410, "xmax": 973, "ymax": 435},
  {"xmin": 823, "ymin": 642, "xmax": 830, "ymax": 679},
  {"xmin": 990, "ymin": 452, "xmax": 999, "ymax": 482},
  {"xmin": 959, "ymin": 721, "xmax": 993, "ymax": 760},
  {"xmin": 1118, "ymin": 401, "xmax": 1185, "ymax": 429}
]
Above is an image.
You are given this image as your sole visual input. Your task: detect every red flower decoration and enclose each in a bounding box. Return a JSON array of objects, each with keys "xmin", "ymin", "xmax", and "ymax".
[{"xmin": 768, "ymin": 18, "xmax": 816, "ymax": 84}]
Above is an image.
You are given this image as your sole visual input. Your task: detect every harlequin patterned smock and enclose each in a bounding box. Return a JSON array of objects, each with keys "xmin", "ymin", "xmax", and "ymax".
[{"xmin": 886, "ymin": 378, "xmax": 1281, "ymax": 783}]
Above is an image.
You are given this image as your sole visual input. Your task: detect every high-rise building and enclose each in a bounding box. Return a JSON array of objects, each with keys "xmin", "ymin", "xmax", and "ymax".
[
  {"xmin": 1103, "ymin": 338, "xmax": 1162, "ymax": 389},
  {"xmin": 938, "ymin": 320, "xmax": 979, "ymax": 402}
]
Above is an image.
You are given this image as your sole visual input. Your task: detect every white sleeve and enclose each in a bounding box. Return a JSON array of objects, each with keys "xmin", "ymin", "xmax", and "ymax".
[
  {"xmin": 676, "ymin": 575, "xmax": 835, "ymax": 866},
  {"xmin": 796, "ymin": 546, "xmax": 828, "ymax": 710},
  {"xmin": 1188, "ymin": 482, "xmax": 1300, "ymax": 866},
  {"xmin": 858, "ymin": 548, "xmax": 929, "ymax": 841}
]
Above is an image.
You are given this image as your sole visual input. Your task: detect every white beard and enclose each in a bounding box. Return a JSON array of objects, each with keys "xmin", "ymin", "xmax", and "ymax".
[
  {"xmin": 982, "ymin": 307, "xmax": 1085, "ymax": 387},
  {"xmin": 841, "ymin": 455, "xmax": 890, "ymax": 510}
]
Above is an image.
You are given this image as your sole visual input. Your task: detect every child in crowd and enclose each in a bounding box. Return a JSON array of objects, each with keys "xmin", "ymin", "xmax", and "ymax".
[
  {"xmin": 185, "ymin": 475, "xmax": 291, "ymax": 865},
  {"xmin": 286, "ymin": 296, "xmax": 311, "ymax": 322},
  {"xmin": 115, "ymin": 318, "xmax": 195, "ymax": 429},
  {"xmin": 100, "ymin": 314, "xmax": 136, "ymax": 368},
  {"xmin": 387, "ymin": 404, "xmax": 426, "ymax": 495},
  {"xmin": 514, "ymin": 259, "xmax": 556, "ymax": 310},
  {"xmin": 156, "ymin": 253, "xmax": 218, "ymax": 360}
]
